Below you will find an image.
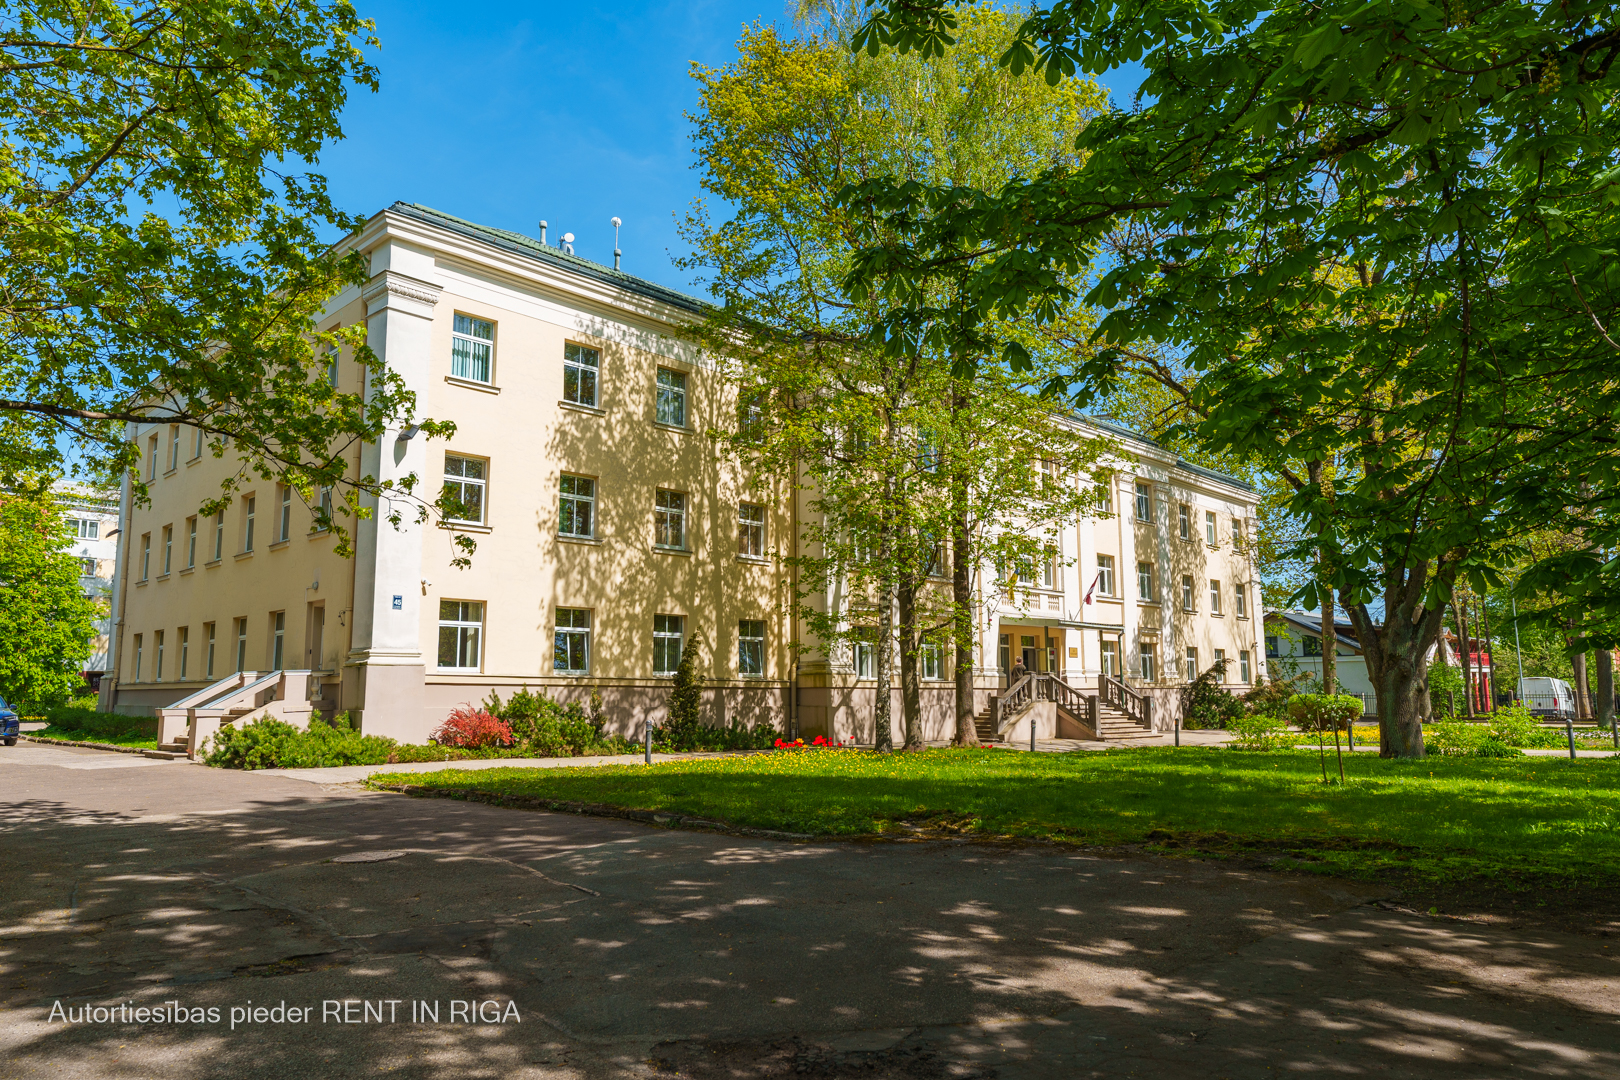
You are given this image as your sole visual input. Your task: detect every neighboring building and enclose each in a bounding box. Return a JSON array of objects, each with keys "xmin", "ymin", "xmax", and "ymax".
[
  {"xmin": 55, "ymin": 481, "xmax": 119, "ymax": 688},
  {"xmin": 101, "ymin": 202, "xmax": 1262, "ymax": 746},
  {"xmin": 1263, "ymin": 610, "xmax": 1463, "ymax": 714}
]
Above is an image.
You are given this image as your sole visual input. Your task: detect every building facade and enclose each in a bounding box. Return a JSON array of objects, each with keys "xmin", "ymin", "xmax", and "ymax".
[
  {"xmin": 55, "ymin": 481, "xmax": 119, "ymax": 687},
  {"xmin": 101, "ymin": 203, "xmax": 1262, "ymax": 745}
]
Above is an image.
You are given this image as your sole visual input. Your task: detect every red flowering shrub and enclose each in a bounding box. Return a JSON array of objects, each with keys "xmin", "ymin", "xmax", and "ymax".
[
  {"xmin": 431, "ymin": 706, "xmax": 513, "ymax": 749},
  {"xmin": 774, "ymin": 735, "xmax": 854, "ymax": 750}
]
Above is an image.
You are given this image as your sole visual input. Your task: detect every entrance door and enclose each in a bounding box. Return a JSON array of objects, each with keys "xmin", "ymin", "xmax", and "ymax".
[
  {"xmin": 306, "ymin": 603, "xmax": 325, "ymax": 671},
  {"xmin": 1021, "ymin": 634, "xmax": 1040, "ymax": 672}
]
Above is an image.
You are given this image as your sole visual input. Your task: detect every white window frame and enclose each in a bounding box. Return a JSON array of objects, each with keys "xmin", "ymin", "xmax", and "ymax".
[
  {"xmin": 243, "ymin": 496, "xmax": 256, "ymax": 553},
  {"xmin": 213, "ymin": 511, "xmax": 225, "ymax": 561},
  {"xmin": 1239, "ymin": 650, "xmax": 1252, "ymax": 683},
  {"xmin": 738, "ymin": 502, "xmax": 765, "ymax": 558},
  {"xmin": 563, "ymin": 342, "xmax": 600, "ymax": 407},
  {"xmin": 920, "ymin": 640, "xmax": 944, "ymax": 681},
  {"xmin": 1135, "ymin": 481, "xmax": 1152, "ymax": 522},
  {"xmin": 437, "ymin": 600, "xmax": 483, "ymax": 671},
  {"xmin": 161, "ymin": 525, "xmax": 172, "ymax": 575},
  {"xmin": 443, "ymin": 455, "xmax": 488, "ymax": 525},
  {"xmin": 653, "ymin": 614, "xmax": 684, "ymax": 675},
  {"xmin": 133, "ymin": 634, "xmax": 143, "ymax": 682},
  {"xmin": 1213, "ymin": 648, "xmax": 1227, "ymax": 679},
  {"xmin": 853, "ymin": 630, "xmax": 877, "ymax": 680},
  {"xmin": 235, "ymin": 618, "xmax": 247, "ymax": 673},
  {"xmin": 1181, "ymin": 574, "xmax": 1195, "ymax": 611},
  {"xmin": 451, "ymin": 313, "xmax": 495, "ymax": 383},
  {"xmin": 169, "ymin": 425, "xmax": 181, "ymax": 472},
  {"xmin": 655, "ymin": 489, "xmax": 686, "ymax": 550},
  {"xmin": 154, "ymin": 629, "xmax": 165, "ymax": 680},
  {"xmin": 655, "ymin": 367, "xmax": 687, "ymax": 427},
  {"xmin": 205, "ymin": 623, "xmax": 216, "ymax": 679},
  {"xmin": 1235, "ymin": 583, "xmax": 1247, "ymax": 618},
  {"xmin": 1210, "ymin": 578, "xmax": 1223, "ymax": 614},
  {"xmin": 739, "ymin": 619, "xmax": 766, "ymax": 677},
  {"xmin": 1096, "ymin": 554, "xmax": 1115, "ymax": 597},
  {"xmin": 1178, "ymin": 504, "xmax": 1190, "ymax": 539},
  {"xmin": 1138, "ymin": 643, "xmax": 1156, "ymax": 682},
  {"xmin": 1097, "ymin": 482, "xmax": 1113, "ymax": 515},
  {"xmin": 1205, "ymin": 510, "xmax": 1218, "ymax": 546},
  {"xmin": 179, "ymin": 626, "xmax": 189, "ymax": 680},
  {"xmin": 554, "ymin": 608, "xmax": 591, "ymax": 674},
  {"xmin": 1042, "ymin": 551, "xmax": 1058, "ymax": 590},
  {"xmin": 1185, "ymin": 647, "xmax": 1198, "ymax": 682},
  {"xmin": 186, "ymin": 517, "xmax": 197, "ymax": 568},
  {"xmin": 1099, "ymin": 638, "xmax": 1118, "ymax": 677},
  {"xmin": 278, "ymin": 484, "xmax": 292, "ymax": 542},
  {"xmin": 1137, "ymin": 560, "xmax": 1154, "ymax": 602},
  {"xmin": 271, "ymin": 611, "xmax": 285, "ymax": 669},
  {"xmin": 140, "ymin": 534, "xmax": 150, "ymax": 580}
]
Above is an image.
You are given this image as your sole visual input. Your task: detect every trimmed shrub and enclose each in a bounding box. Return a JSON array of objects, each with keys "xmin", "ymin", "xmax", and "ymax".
[
  {"xmin": 1427, "ymin": 660, "xmax": 1465, "ymax": 718},
  {"xmin": 482, "ymin": 687, "xmax": 621, "ymax": 756},
  {"xmin": 1228, "ymin": 714, "xmax": 1300, "ymax": 751},
  {"xmin": 29, "ymin": 705, "xmax": 157, "ymax": 742},
  {"xmin": 203, "ymin": 713, "xmax": 402, "ymax": 769},
  {"xmin": 431, "ymin": 706, "xmax": 513, "ymax": 749},
  {"xmin": 1287, "ymin": 693, "xmax": 1363, "ymax": 733}
]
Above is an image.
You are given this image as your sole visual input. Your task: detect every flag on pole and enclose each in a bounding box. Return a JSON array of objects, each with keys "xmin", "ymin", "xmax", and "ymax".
[{"xmin": 1084, "ymin": 572, "xmax": 1101, "ymax": 605}]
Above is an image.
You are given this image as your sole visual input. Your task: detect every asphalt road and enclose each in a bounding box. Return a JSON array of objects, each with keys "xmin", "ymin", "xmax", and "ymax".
[{"xmin": 1, "ymin": 740, "xmax": 1617, "ymax": 1079}]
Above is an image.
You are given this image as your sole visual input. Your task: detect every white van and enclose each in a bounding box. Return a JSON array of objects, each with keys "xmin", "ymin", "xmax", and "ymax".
[{"xmin": 1519, "ymin": 677, "xmax": 1577, "ymax": 719}]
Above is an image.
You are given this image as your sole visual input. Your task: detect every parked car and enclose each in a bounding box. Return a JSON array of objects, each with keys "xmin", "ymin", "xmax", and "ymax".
[
  {"xmin": 1520, "ymin": 677, "xmax": 1577, "ymax": 720},
  {"xmin": 0, "ymin": 696, "xmax": 18, "ymax": 746}
]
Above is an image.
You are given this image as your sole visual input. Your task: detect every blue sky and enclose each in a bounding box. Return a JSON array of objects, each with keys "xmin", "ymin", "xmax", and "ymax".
[{"xmin": 318, "ymin": 2, "xmax": 1145, "ymax": 296}]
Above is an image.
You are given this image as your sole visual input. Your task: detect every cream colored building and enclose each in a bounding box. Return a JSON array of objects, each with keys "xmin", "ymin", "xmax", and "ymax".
[{"xmin": 100, "ymin": 203, "xmax": 1261, "ymax": 748}]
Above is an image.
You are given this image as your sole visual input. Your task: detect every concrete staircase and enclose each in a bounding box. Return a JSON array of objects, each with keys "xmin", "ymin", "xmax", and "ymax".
[
  {"xmin": 974, "ymin": 693, "xmax": 1157, "ymax": 744},
  {"xmin": 151, "ymin": 670, "xmax": 319, "ymax": 759}
]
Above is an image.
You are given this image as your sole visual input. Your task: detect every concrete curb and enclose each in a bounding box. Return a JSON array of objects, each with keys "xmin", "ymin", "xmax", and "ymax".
[
  {"xmin": 372, "ymin": 782, "xmax": 821, "ymax": 843},
  {"xmin": 20, "ymin": 734, "xmax": 152, "ymax": 756}
]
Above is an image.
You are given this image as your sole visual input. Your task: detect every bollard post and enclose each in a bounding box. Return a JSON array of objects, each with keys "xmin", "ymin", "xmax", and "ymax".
[
  {"xmin": 1348, "ymin": 723, "xmax": 1355, "ymax": 751},
  {"xmin": 1174, "ymin": 713, "xmax": 1180, "ymax": 747},
  {"xmin": 1566, "ymin": 718, "xmax": 1576, "ymax": 760},
  {"xmin": 645, "ymin": 720, "xmax": 653, "ymax": 764},
  {"xmin": 1030, "ymin": 715, "xmax": 1037, "ymax": 753}
]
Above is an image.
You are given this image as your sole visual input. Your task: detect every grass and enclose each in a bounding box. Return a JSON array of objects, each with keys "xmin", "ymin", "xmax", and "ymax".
[
  {"xmin": 368, "ymin": 746, "xmax": 1620, "ymax": 894},
  {"xmin": 20, "ymin": 705, "xmax": 160, "ymax": 750},
  {"xmin": 27, "ymin": 727, "xmax": 159, "ymax": 749}
]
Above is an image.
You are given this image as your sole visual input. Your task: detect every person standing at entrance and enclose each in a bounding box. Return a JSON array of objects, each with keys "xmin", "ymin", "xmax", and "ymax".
[{"xmin": 1010, "ymin": 657, "xmax": 1027, "ymax": 685}]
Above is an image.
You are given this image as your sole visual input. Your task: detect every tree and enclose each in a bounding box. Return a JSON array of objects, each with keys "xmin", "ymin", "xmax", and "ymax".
[
  {"xmin": 846, "ymin": 0, "xmax": 1620, "ymax": 757},
  {"xmin": 662, "ymin": 629, "xmax": 707, "ymax": 751},
  {"xmin": 682, "ymin": 14, "xmax": 1105, "ymax": 749},
  {"xmin": 0, "ymin": 1, "xmax": 453, "ymax": 551},
  {"xmin": 0, "ymin": 491, "xmax": 98, "ymax": 706}
]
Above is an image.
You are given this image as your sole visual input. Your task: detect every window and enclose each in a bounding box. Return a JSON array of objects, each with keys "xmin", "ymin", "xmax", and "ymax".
[
  {"xmin": 243, "ymin": 496, "xmax": 256, "ymax": 552},
  {"xmin": 1135, "ymin": 481, "xmax": 1152, "ymax": 522},
  {"xmin": 1265, "ymin": 634, "xmax": 1280, "ymax": 658},
  {"xmin": 326, "ymin": 343, "xmax": 340, "ymax": 388},
  {"xmin": 1096, "ymin": 482, "xmax": 1113, "ymax": 515},
  {"xmin": 1232, "ymin": 517, "xmax": 1243, "ymax": 545},
  {"xmin": 739, "ymin": 619, "xmax": 766, "ymax": 676},
  {"xmin": 653, "ymin": 614, "xmax": 684, "ymax": 675},
  {"xmin": 1178, "ymin": 504, "xmax": 1190, "ymax": 540},
  {"xmin": 204, "ymin": 623, "xmax": 216, "ymax": 679},
  {"xmin": 146, "ymin": 434, "xmax": 158, "ymax": 480},
  {"xmin": 193, "ymin": 425, "xmax": 205, "ymax": 459},
  {"xmin": 654, "ymin": 489, "xmax": 686, "ymax": 549},
  {"xmin": 271, "ymin": 611, "xmax": 285, "ymax": 669},
  {"xmin": 1181, "ymin": 574, "xmax": 1195, "ymax": 611},
  {"xmin": 451, "ymin": 313, "xmax": 494, "ymax": 383},
  {"xmin": 998, "ymin": 633, "xmax": 1011, "ymax": 672},
  {"xmin": 140, "ymin": 534, "xmax": 151, "ymax": 580},
  {"xmin": 443, "ymin": 455, "xmax": 487, "ymax": 524},
  {"xmin": 1239, "ymin": 650, "xmax": 1252, "ymax": 683},
  {"xmin": 1209, "ymin": 579, "xmax": 1222, "ymax": 614},
  {"xmin": 1185, "ymin": 647, "xmax": 1199, "ymax": 682},
  {"xmin": 318, "ymin": 485, "xmax": 334, "ymax": 527},
  {"xmin": 738, "ymin": 502, "xmax": 765, "ymax": 558},
  {"xmin": 1099, "ymin": 639, "xmax": 1118, "ymax": 677},
  {"xmin": 656, "ymin": 367, "xmax": 687, "ymax": 427},
  {"xmin": 1138, "ymin": 643, "xmax": 1156, "ymax": 681},
  {"xmin": 213, "ymin": 511, "xmax": 224, "ymax": 561},
  {"xmin": 1137, "ymin": 561, "xmax": 1155, "ymax": 602},
  {"xmin": 235, "ymin": 618, "xmax": 248, "ymax": 672},
  {"xmin": 738, "ymin": 391, "xmax": 767, "ymax": 444},
  {"xmin": 179, "ymin": 627, "xmax": 189, "ymax": 680},
  {"xmin": 554, "ymin": 608, "xmax": 591, "ymax": 674},
  {"xmin": 278, "ymin": 485, "xmax": 292, "ymax": 542},
  {"xmin": 924, "ymin": 534, "xmax": 947, "ymax": 579},
  {"xmin": 154, "ymin": 630, "xmax": 165, "ymax": 680},
  {"xmin": 79, "ymin": 556, "xmax": 97, "ymax": 576},
  {"xmin": 1213, "ymin": 648, "xmax": 1226, "ymax": 680},
  {"xmin": 437, "ymin": 601, "xmax": 482, "ymax": 670},
  {"xmin": 1042, "ymin": 551, "xmax": 1059, "ymax": 590},
  {"xmin": 1096, "ymin": 554, "xmax": 1115, "ymax": 597},
  {"xmin": 1205, "ymin": 510, "xmax": 1218, "ymax": 546},
  {"xmin": 161, "ymin": 525, "xmax": 172, "ymax": 575},
  {"xmin": 563, "ymin": 342, "xmax": 599, "ymax": 406},
  {"xmin": 169, "ymin": 425, "xmax": 181, "ymax": 471},
  {"xmin": 920, "ymin": 640, "xmax": 943, "ymax": 681},
  {"xmin": 853, "ymin": 628, "xmax": 877, "ymax": 679},
  {"xmin": 559, "ymin": 475, "xmax": 595, "ymax": 538},
  {"xmin": 1235, "ymin": 583, "xmax": 1247, "ymax": 618},
  {"xmin": 72, "ymin": 517, "xmax": 99, "ymax": 539},
  {"xmin": 133, "ymin": 634, "xmax": 143, "ymax": 681},
  {"xmin": 186, "ymin": 517, "xmax": 197, "ymax": 568},
  {"xmin": 1303, "ymin": 635, "xmax": 1322, "ymax": 657}
]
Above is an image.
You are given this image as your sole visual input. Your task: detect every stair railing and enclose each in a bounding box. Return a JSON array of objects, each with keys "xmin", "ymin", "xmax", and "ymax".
[{"xmin": 1099, "ymin": 673, "xmax": 1153, "ymax": 729}]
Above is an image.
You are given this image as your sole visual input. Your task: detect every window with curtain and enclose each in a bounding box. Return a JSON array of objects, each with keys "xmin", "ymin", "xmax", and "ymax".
[
  {"xmin": 655, "ymin": 367, "xmax": 687, "ymax": 427},
  {"xmin": 451, "ymin": 313, "xmax": 494, "ymax": 383}
]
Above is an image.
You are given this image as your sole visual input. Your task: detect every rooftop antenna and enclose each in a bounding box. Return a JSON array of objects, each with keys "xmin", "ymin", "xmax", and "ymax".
[
  {"xmin": 561, "ymin": 231, "xmax": 575, "ymax": 255},
  {"xmin": 538, "ymin": 220, "xmax": 548, "ymax": 245},
  {"xmin": 611, "ymin": 216, "xmax": 622, "ymax": 270}
]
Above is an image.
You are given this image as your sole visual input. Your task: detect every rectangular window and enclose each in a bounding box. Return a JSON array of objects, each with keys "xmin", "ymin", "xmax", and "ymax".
[
  {"xmin": 1239, "ymin": 650, "xmax": 1252, "ymax": 683},
  {"xmin": 205, "ymin": 623, "xmax": 216, "ymax": 679},
  {"xmin": 318, "ymin": 485, "xmax": 334, "ymax": 528},
  {"xmin": 213, "ymin": 511, "xmax": 225, "ymax": 561},
  {"xmin": 1099, "ymin": 639, "xmax": 1118, "ymax": 678},
  {"xmin": 1235, "ymin": 583, "xmax": 1247, "ymax": 618},
  {"xmin": 998, "ymin": 633, "xmax": 1010, "ymax": 673},
  {"xmin": 1232, "ymin": 517, "xmax": 1243, "ymax": 545},
  {"xmin": 1178, "ymin": 504, "xmax": 1190, "ymax": 539},
  {"xmin": 193, "ymin": 425, "xmax": 205, "ymax": 459},
  {"xmin": 1139, "ymin": 643, "xmax": 1156, "ymax": 682},
  {"xmin": 1135, "ymin": 481, "xmax": 1152, "ymax": 522},
  {"xmin": 1137, "ymin": 561, "xmax": 1155, "ymax": 602},
  {"xmin": 654, "ymin": 489, "xmax": 686, "ymax": 549},
  {"xmin": 147, "ymin": 434, "xmax": 158, "ymax": 480},
  {"xmin": 1182, "ymin": 574, "xmax": 1195, "ymax": 611},
  {"xmin": 154, "ymin": 630, "xmax": 165, "ymax": 680},
  {"xmin": 1213, "ymin": 648, "xmax": 1226, "ymax": 680},
  {"xmin": 1096, "ymin": 554, "xmax": 1115, "ymax": 597},
  {"xmin": 186, "ymin": 517, "xmax": 197, "ymax": 568},
  {"xmin": 1185, "ymin": 647, "xmax": 1198, "ymax": 682},
  {"xmin": 271, "ymin": 611, "xmax": 285, "ymax": 669},
  {"xmin": 653, "ymin": 614, "xmax": 684, "ymax": 675},
  {"xmin": 559, "ymin": 474, "xmax": 595, "ymax": 538},
  {"xmin": 1265, "ymin": 634, "xmax": 1280, "ymax": 658},
  {"xmin": 1042, "ymin": 552, "xmax": 1058, "ymax": 590},
  {"xmin": 738, "ymin": 391, "xmax": 767, "ymax": 445},
  {"xmin": 655, "ymin": 367, "xmax": 687, "ymax": 427},
  {"xmin": 133, "ymin": 634, "xmax": 143, "ymax": 682},
  {"xmin": 563, "ymin": 342, "xmax": 599, "ymax": 407},
  {"xmin": 853, "ymin": 628, "xmax": 877, "ymax": 679},
  {"xmin": 1210, "ymin": 579, "xmax": 1222, "ymax": 614},
  {"xmin": 79, "ymin": 556, "xmax": 97, "ymax": 576},
  {"xmin": 278, "ymin": 485, "xmax": 292, "ymax": 542},
  {"xmin": 179, "ymin": 626, "xmax": 189, "ymax": 680},
  {"xmin": 920, "ymin": 640, "xmax": 943, "ymax": 681},
  {"xmin": 443, "ymin": 455, "xmax": 487, "ymax": 524},
  {"xmin": 235, "ymin": 618, "xmax": 248, "ymax": 673},
  {"xmin": 1097, "ymin": 482, "xmax": 1113, "ymax": 515},
  {"xmin": 73, "ymin": 517, "xmax": 99, "ymax": 539},
  {"xmin": 1205, "ymin": 510, "xmax": 1218, "ymax": 546},
  {"xmin": 161, "ymin": 525, "xmax": 172, "ymax": 575},
  {"xmin": 739, "ymin": 619, "xmax": 766, "ymax": 676},
  {"xmin": 1303, "ymin": 635, "xmax": 1323, "ymax": 657},
  {"xmin": 554, "ymin": 608, "xmax": 591, "ymax": 674},
  {"xmin": 243, "ymin": 496, "xmax": 256, "ymax": 552},
  {"xmin": 326, "ymin": 343, "xmax": 340, "ymax": 388},
  {"xmin": 169, "ymin": 425, "xmax": 181, "ymax": 471},
  {"xmin": 436, "ymin": 600, "xmax": 483, "ymax": 670},
  {"xmin": 451, "ymin": 313, "xmax": 494, "ymax": 383},
  {"xmin": 738, "ymin": 502, "xmax": 765, "ymax": 558},
  {"xmin": 140, "ymin": 534, "xmax": 151, "ymax": 580}
]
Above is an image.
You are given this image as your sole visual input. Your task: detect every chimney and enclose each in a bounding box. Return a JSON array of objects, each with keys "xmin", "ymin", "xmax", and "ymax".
[
  {"xmin": 611, "ymin": 216, "xmax": 622, "ymax": 270},
  {"xmin": 538, "ymin": 220, "xmax": 548, "ymax": 245}
]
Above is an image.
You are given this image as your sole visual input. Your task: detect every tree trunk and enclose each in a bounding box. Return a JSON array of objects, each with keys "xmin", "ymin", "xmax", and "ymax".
[
  {"xmin": 897, "ymin": 576, "xmax": 925, "ymax": 751},
  {"xmin": 1455, "ymin": 600, "xmax": 1475, "ymax": 719},
  {"xmin": 1596, "ymin": 648, "xmax": 1616, "ymax": 731},
  {"xmin": 1477, "ymin": 594, "xmax": 1495, "ymax": 713},
  {"xmin": 1570, "ymin": 626, "xmax": 1591, "ymax": 720},
  {"xmin": 949, "ymin": 383, "xmax": 980, "ymax": 747},
  {"xmin": 1346, "ymin": 560, "xmax": 1448, "ymax": 758},
  {"xmin": 1309, "ymin": 462, "xmax": 1336, "ymax": 696}
]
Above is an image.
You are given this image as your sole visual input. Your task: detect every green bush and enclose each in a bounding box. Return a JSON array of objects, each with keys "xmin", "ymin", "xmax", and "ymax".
[
  {"xmin": 482, "ymin": 687, "xmax": 632, "ymax": 756},
  {"xmin": 29, "ymin": 705, "xmax": 157, "ymax": 741},
  {"xmin": 1427, "ymin": 660, "xmax": 1465, "ymax": 719},
  {"xmin": 1287, "ymin": 693, "xmax": 1363, "ymax": 732},
  {"xmin": 1181, "ymin": 661, "xmax": 1246, "ymax": 730},
  {"xmin": 649, "ymin": 630, "xmax": 779, "ymax": 752},
  {"xmin": 202, "ymin": 713, "xmax": 404, "ymax": 769},
  {"xmin": 1228, "ymin": 714, "xmax": 1300, "ymax": 751},
  {"xmin": 1425, "ymin": 720, "xmax": 1527, "ymax": 758}
]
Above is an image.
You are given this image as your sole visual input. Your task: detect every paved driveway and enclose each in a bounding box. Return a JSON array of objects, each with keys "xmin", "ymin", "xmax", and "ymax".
[{"xmin": 1, "ymin": 739, "xmax": 1616, "ymax": 1079}]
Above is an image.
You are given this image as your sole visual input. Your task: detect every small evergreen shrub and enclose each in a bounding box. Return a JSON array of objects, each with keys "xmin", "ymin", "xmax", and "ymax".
[
  {"xmin": 432, "ymin": 706, "xmax": 513, "ymax": 749},
  {"xmin": 1287, "ymin": 693, "xmax": 1363, "ymax": 732},
  {"xmin": 1181, "ymin": 660, "xmax": 1246, "ymax": 730}
]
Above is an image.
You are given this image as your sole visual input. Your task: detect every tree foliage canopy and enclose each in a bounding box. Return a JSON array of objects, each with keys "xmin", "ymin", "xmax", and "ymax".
[{"xmin": 0, "ymin": 492, "xmax": 98, "ymax": 706}]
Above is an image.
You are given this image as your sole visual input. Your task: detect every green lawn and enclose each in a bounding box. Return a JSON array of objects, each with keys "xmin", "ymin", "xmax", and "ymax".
[
  {"xmin": 368, "ymin": 746, "xmax": 1620, "ymax": 892},
  {"xmin": 26, "ymin": 726, "xmax": 159, "ymax": 749}
]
